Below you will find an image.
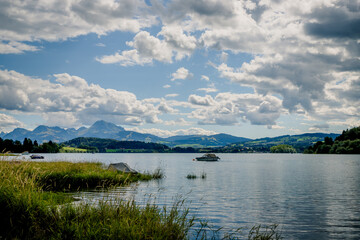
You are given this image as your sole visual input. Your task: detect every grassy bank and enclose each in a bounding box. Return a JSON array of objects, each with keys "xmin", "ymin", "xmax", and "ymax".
[
  {"xmin": 0, "ymin": 160, "xmax": 184, "ymax": 239},
  {"xmin": 0, "ymin": 159, "xmax": 281, "ymax": 239}
]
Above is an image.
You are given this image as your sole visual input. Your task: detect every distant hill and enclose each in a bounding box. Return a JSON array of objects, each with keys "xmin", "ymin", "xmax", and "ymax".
[
  {"xmin": 63, "ymin": 137, "xmax": 169, "ymax": 153},
  {"xmin": 230, "ymin": 133, "xmax": 340, "ymax": 152},
  {"xmin": 163, "ymin": 133, "xmax": 250, "ymax": 147},
  {"xmin": 1, "ymin": 120, "xmax": 340, "ymax": 149}
]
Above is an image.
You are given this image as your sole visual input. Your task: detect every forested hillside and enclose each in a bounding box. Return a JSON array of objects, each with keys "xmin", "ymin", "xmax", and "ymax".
[
  {"xmin": 63, "ymin": 137, "xmax": 170, "ymax": 153},
  {"xmin": 305, "ymin": 127, "xmax": 360, "ymax": 154}
]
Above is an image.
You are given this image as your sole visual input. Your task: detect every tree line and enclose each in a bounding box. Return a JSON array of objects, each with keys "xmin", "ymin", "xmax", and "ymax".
[
  {"xmin": 0, "ymin": 138, "xmax": 60, "ymax": 153},
  {"xmin": 305, "ymin": 126, "xmax": 360, "ymax": 154}
]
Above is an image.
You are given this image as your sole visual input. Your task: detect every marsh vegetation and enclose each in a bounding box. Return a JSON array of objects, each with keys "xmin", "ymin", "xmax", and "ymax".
[{"xmin": 0, "ymin": 157, "xmax": 281, "ymax": 239}]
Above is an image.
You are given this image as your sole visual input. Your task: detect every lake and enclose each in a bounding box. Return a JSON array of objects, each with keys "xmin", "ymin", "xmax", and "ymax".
[{"xmin": 27, "ymin": 153, "xmax": 360, "ymax": 239}]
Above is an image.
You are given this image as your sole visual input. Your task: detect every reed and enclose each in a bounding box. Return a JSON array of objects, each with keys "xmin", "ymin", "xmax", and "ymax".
[
  {"xmin": 0, "ymin": 159, "xmax": 190, "ymax": 239},
  {"xmin": 186, "ymin": 173, "xmax": 197, "ymax": 179},
  {"xmin": 186, "ymin": 171, "xmax": 206, "ymax": 179},
  {"xmin": 0, "ymin": 158, "xmax": 282, "ymax": 239}
]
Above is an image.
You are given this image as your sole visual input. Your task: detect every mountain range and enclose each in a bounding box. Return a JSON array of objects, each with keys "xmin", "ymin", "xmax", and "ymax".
[
  {"xmin": 0, "ymin": 120, "xmax": 339, "ymax": 148},
  {"xmin": 0, "ymin": 120, "xmax": 250, "ymax": 147}
]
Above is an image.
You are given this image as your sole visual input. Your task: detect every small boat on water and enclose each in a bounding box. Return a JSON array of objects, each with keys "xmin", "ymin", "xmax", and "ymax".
[
  {"xmin": 30, "ymin": 155, "xmax": 44, "ymax": 159},
  {"xmin": 195, "ymin": 153, "xmax": 220, "ymax": 161}
]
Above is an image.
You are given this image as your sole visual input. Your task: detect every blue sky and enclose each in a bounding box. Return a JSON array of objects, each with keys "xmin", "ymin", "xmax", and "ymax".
[{"xmin": 0, "ymin": 0, "xmax": 359, "ymax": 138}]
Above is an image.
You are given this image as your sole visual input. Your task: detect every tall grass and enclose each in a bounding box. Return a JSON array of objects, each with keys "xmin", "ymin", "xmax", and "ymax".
[
  {"xmin": 186, "ymin": 171, "xmax": 207, "ymax": 179},
  {"xmin": 0, "ymin": 159, "xmax": 186, "ymax": 239},
  {"xmin": 0, "ymin": 158, "xmax": 282, "ymax": 239}
]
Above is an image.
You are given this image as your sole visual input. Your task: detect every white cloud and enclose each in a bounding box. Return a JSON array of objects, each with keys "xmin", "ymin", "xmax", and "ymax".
[
  {"xmin": 0, "ymin": 0, "xmax": 155, "ymax": 54},
  {"xmin": 0, "ymin": 41, "xmax": 39, "ymax": 54},
  {"xmin": 188, "ymin": 94, "xmax": 215, "ymax": 106},
  {"xmin": 157, "ymin": 102, "xmax": 178, "ymax": 114},
  {"xmin": 201, "ymin": 75, "xmax": 210, "ymax": 81},
  {"xmin": 154, "ymin": 0, "xmax": 360, "ymax": 128},
  {"xmin": 97, "ymin": 31, "xmax": 172, "ymax": 66},
  {"xmin": 220, "ymin": 52, "xmax": 228, "ymax": 62},
  {"xmin": 158, "ymin": 25, "xmax": 197, "ymax": 60},
  {"xmin": 97, "ymin": 27, "xmax": 198, "ymax": 66},
  {"xmin": 197, "ymin": 82, "xmax": 218, "ymax": 93},
  {"xmin": 1, "ymin": 0, "xmax": 359, "ymax": 133},
  {"xmin": 97, "ymin": 23, "xmax": 199, "ymax": 66},
  {"xmin": 165, "ymin": 93, "xmax": 179, "ymax": 98},
  {"xmin": 189, "ymin": 92, "xmax": 283, "ymax": 126},
  {"xmin": 308, "ymin": 123, "xmax": 330, "ymax": 132},
  {"xmin": 0, "ymin": 69, "xmax": 161, "ymax": 126},
  {"xmin": 197, "ymin": 87, "xmax": 218, "ymax": 93},
  {"xmin": 127, "ymin": 126, "xmax": 217, "ymax": 138},
  {"xmin": 0, "ymin": 113, "xmax": 24, "ymax": 132},
  {"xmin": 163, "ymin": 118, "xmax": 191, "ymax": 126},
  {"xmin": 95, "ymin": 43, "xmax": 106, "ymax": 47},
  {"xmin": 171, "ymin": 67, "xmax": 193, "ymax": 81},
  {"xmin": 96, "ymin": 49, "xmax": 153, "ymax": 66}
]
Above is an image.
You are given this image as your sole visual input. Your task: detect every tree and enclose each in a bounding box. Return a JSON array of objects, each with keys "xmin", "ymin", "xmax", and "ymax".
[
  {"xmin": 305, "ymin": 126, "xmax": 360, "ymax": 154},
  {"xmin": 270, "ymin": 144, "xmax": 296, "ymax": 153}
]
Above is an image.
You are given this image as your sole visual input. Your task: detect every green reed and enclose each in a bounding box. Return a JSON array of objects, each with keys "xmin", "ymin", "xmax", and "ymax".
[{"xmin": 0, "ymin": 158, "xmax": 281, "ymax": 239}]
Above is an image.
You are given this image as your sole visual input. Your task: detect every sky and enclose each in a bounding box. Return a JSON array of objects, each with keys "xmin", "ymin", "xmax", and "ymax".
[{"xmin": 0, "ymin": 0, "xmax": 359, "ymax": 139}]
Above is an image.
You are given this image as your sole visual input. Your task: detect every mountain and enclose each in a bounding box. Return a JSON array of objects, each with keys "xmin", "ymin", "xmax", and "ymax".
[
  {"xmin": 0, "ymin": 120, "xmax": 340, "ymax": 149},
  {"xmin": 2, "ymin": 128, "xmax": 32, "ymax": 141},
  {"xmin": 1, "ymin": 120, "xmax": 159, "ymax": 143},
  {"xmin": 163, "ymin": 133, "xmax": 251, "ymax": 147},
  {"xmin": 31, "ymin": 125, "xmax": 73, "ymax": 143},
  {"xmin": 1, "ymin": 120, "xmax": 250, "ymax": 147},
  {"xmin": 117, "ymin": 131, "xmax": 163, "ymax": 142},
  {"xmin": 81, "ymin": 120, "xmax": 125, "ymax": 139}
]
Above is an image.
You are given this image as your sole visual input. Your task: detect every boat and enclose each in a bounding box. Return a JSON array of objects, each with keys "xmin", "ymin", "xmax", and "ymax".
[
  {"xmin": 30, "ymin": 155, "xmax": 44, "ymax": 159},
  {"xmin": 195, "ymin": 153, "xmax": 220, "ymax": 161}
]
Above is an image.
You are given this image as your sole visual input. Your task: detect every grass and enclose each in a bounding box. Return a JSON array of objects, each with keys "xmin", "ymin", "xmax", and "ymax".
[
  {"xmin": 60, "ymin": 146, "xmax": 88, "ymax": 153},
  {"xmin": 0, "ymin": 157, "xmax": 282, "ymax": 239},
  {"xmin": 187, "ymin": 173, "xmax": 197, "ymax": 179},
  {"xmin": 0, "ymin": 159, "xmax": 190, "ymax": 239},
  {"xmin": 186, "ymin": 171, "xmax": 207, "ymax": 179}
]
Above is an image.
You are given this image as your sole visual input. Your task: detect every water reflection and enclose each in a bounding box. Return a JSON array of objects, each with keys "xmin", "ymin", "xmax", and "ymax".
[{"xmin": 31, "ymin": 153, "xmax": 360, "ymax": 239}]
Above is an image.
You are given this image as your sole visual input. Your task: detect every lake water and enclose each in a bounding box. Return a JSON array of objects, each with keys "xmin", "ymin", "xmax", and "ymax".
[{"xmin": 28, "ymin": 153, "xmax": 360, "ymax": 239}]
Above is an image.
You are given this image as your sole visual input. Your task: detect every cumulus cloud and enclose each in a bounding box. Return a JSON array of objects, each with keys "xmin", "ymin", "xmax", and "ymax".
[
  {"xmin": 171, "ymin": 67, "xmax": 193, "ymax": 81},
  {"xmin": 0, "ymin": 113, "xmax": 24, "ymax": 132},
  {"xmin": 158, "ymin": 25, "xmax": 197, "ymax": 60},
  {"xmin": 0, "ymin": 69, "xmax": 161, "ymax": 126},
  {"xmin": 1, "ymin": 0, "xmax": 359, "ymax": 132},
  {"xmin": 189, "ymin": 92, "xmax": 283, "ymax": 127},
  {"xmin": 153, "ymin": 0, "xmax": 360, "ymax": 127},
  {"xmin": 188, "ymin": 94, "xmax": 215, "ymax": 106},
  {"xmin": 308, "ymin": 123, "xmax": 330, "ymax": 132},
  {"xmin": 127, "ymin": 126, "xmax": 217, "ymax": 138},
  {"xmin": 0, "ymin": 0, "xmax": 154, "ymax": 54},
  {"xmin": 157, "ymin": 102, "xmax": 178, "ymax": 114},
  {"xmin": 97, "ymin": 27, "xmax": 197, "ymax": 65},
  {"xmin": 163, "ymin": 118, "xmax": 191, "ymax": 126}
]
